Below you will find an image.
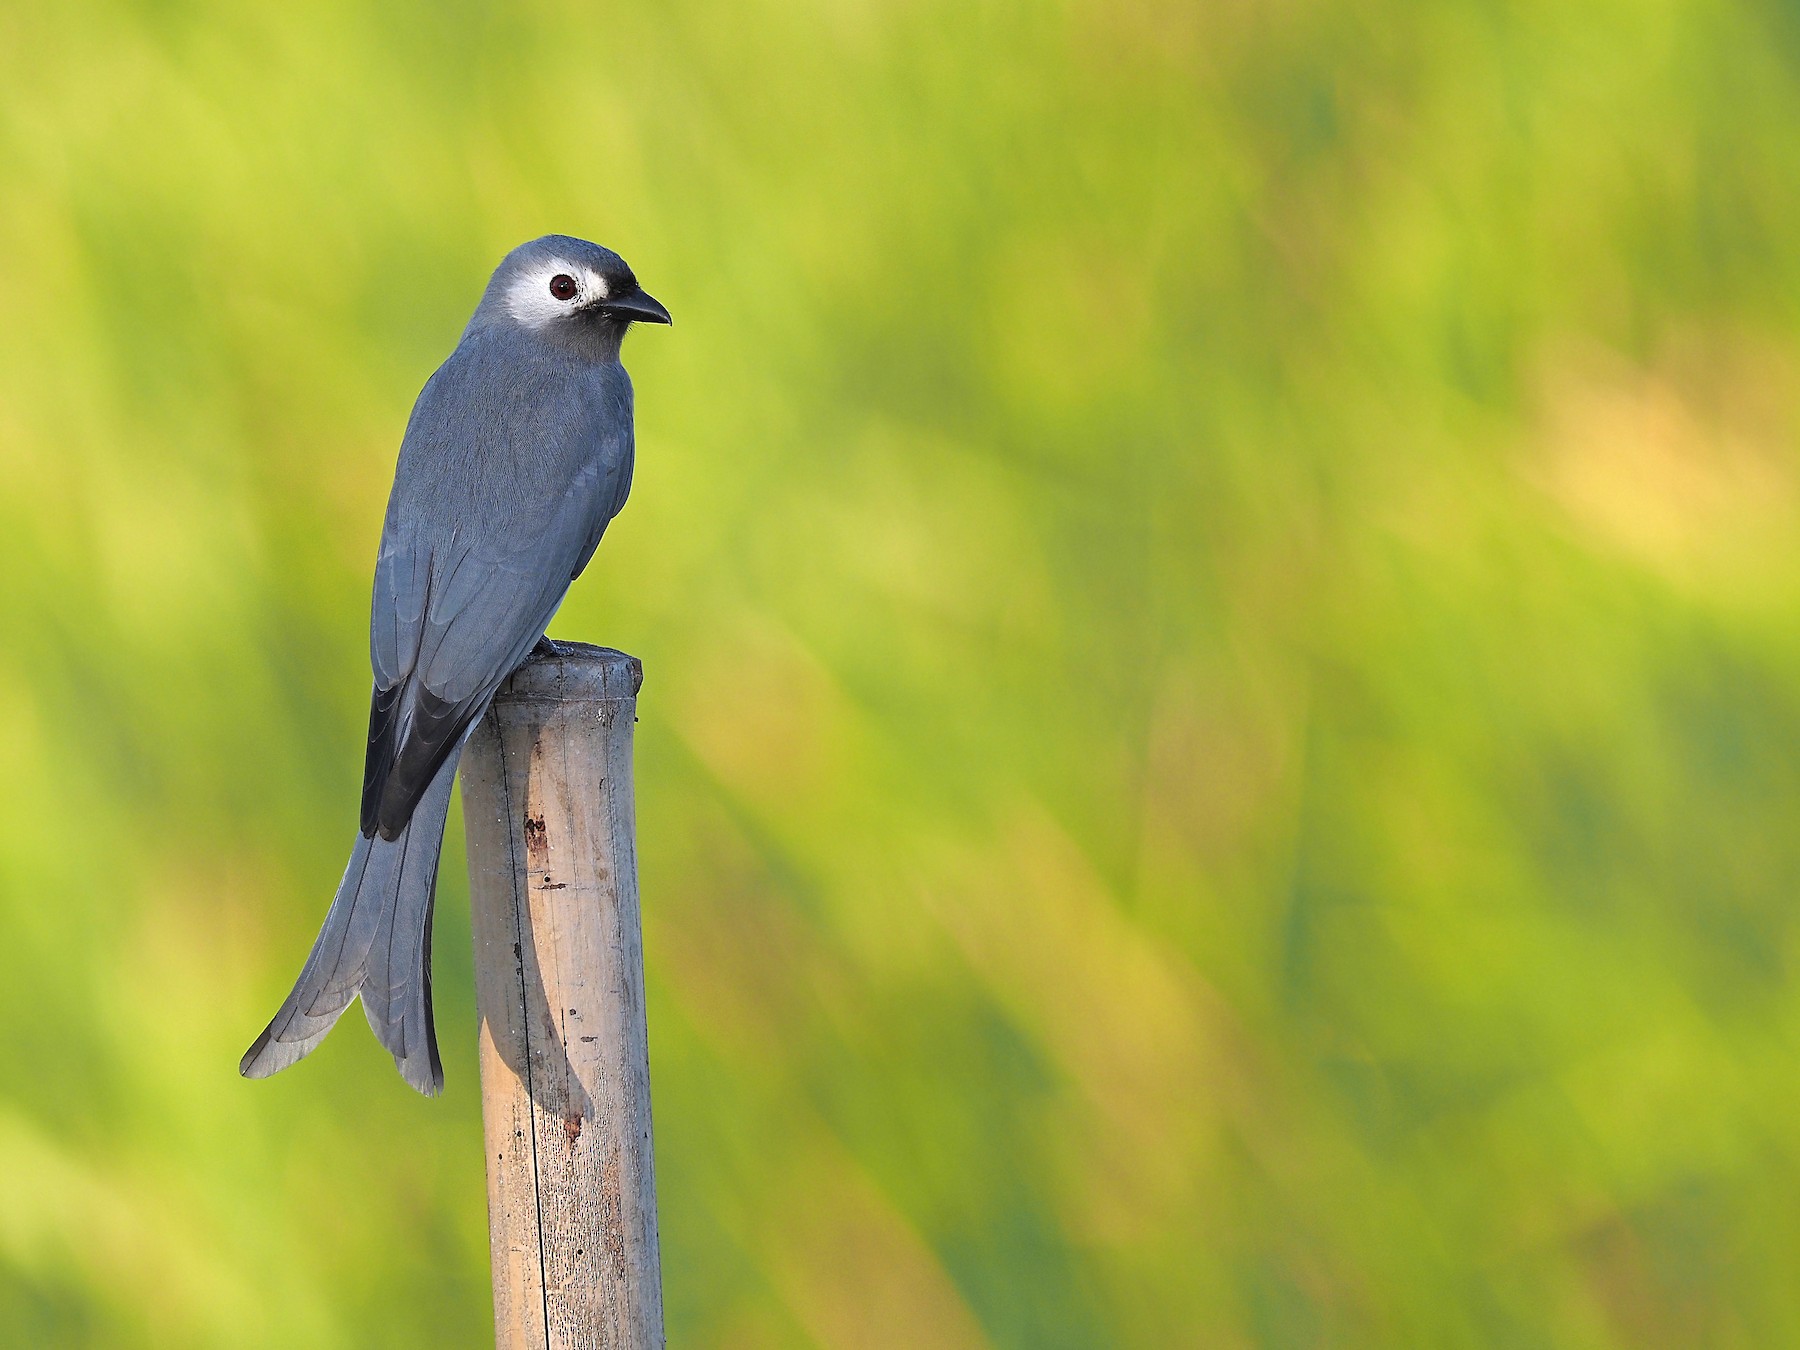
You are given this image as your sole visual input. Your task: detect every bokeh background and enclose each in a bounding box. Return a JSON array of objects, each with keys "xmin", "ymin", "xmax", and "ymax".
[{"xmin": 2, "ymin": 0, "xmax": 1798, "ymax": 1344}]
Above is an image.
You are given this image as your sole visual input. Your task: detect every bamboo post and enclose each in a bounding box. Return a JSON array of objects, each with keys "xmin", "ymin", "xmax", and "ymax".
[{"xmin": 459, "ymin": 643, "xmax": 665, "ymax": 1350}]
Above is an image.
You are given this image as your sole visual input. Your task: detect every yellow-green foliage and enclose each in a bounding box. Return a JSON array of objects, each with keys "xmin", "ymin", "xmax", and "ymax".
[{"xmin": 3, "ymin": 0, "xmax": 1798, "ymax": 1344}]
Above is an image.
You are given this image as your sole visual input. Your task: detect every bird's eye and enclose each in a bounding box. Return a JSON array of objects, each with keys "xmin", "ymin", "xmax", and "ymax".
[{"xmin": 549, "ymin": 274, "xmax": 579, "ymax": 301}]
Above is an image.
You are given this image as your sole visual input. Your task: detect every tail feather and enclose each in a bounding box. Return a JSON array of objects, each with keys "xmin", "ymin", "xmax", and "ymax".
[
  {"xmin": 240, "ymin": 750, "xmax": 460, "ymax": 1096},
  {"xmin": 360, "ymin": 811, "xmax": 447, "ymax": 1092}
]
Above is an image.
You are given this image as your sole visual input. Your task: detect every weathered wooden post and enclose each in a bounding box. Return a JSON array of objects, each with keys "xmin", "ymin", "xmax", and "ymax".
[{"xmin": 459, "ymin": 643, "xmax": 665, "ymax": 1349}]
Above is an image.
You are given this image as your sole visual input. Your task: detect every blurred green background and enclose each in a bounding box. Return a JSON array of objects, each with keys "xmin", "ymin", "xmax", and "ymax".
[{"xmin": 2, "ymin": 0, "xmax": 1798, "ymax": 1344}]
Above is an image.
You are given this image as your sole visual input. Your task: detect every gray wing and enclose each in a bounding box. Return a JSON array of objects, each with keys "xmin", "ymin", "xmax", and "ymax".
[{"xmin": 358, "ymin": 347, "xmax": 634, "ymax": 840}]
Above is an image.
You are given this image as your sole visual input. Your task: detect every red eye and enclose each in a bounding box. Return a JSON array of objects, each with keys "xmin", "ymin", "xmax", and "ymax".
[{"xmin": 549, "ymin": 274, "xmax": 578, "ymax": 301}]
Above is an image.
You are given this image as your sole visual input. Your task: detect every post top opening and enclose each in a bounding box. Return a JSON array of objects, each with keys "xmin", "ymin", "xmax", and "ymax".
[{"xmin": 496, "ymin": 643, "xmax": 643, "ymax": 705}]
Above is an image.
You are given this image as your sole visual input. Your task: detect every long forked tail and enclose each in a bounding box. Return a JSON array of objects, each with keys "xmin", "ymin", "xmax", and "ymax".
[{"xmin": 240, "ymin": 749, "xmax": 462, "ymax": 1096}]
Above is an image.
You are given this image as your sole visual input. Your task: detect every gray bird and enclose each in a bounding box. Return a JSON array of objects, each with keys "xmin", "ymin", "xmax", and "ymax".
[{"xmin": 241, "ymin": 235, "xmax": 670, "ymax": 1095}]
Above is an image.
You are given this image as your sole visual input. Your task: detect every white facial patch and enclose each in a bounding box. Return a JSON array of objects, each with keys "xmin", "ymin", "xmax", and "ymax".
[{"xmin": 503, "ymin": 260, "xmax": 611, "ymax": 328}]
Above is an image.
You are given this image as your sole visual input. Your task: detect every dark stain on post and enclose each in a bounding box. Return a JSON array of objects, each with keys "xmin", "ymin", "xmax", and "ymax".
[
  {"xmin": 564, "ymin": 1114, "xmax": 583, "ymax": 1147},
  {"xmin": 523, "ymin": 813, "xmax": 548, "ymax": 865}
]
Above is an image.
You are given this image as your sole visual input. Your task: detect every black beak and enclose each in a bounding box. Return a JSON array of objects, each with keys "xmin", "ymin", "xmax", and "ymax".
[{"xmin": 597, "ymin": 287, "xmax": 672, "ymax": 325}]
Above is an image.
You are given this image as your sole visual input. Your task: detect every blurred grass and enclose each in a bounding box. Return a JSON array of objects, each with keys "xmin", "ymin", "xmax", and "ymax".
[{"xmin": 4, "ymin": 0, "xmax": 1800, "ymax": 1343}]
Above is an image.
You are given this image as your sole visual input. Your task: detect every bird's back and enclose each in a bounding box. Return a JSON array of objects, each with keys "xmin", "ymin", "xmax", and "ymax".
[{"xmin": 386, "ymin": 327, "xmax": 632, "ymax": 548}]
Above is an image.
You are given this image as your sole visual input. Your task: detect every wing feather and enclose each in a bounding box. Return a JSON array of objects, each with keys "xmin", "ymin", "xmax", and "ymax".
[
  {"xmin": 360, "ymin": 467, "xmax": 627, "ymax": 838},
  {"xmin": 357, "ymin": 344, "xmax": 634, "ymax": 840}
]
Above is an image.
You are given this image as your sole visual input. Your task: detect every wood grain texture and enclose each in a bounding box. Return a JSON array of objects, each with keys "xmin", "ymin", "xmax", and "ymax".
[{"xmin": 461, "ymin": 643, "xmax": 664, "ymax": 1350}]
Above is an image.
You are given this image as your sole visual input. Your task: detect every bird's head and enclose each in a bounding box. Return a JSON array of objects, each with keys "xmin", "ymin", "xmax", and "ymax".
[{"xmin": 471, "ymin": 235, "xmax": 671, "ymax": 349}]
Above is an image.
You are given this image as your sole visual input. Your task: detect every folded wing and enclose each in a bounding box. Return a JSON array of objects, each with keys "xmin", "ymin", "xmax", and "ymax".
[{"xmin": 360, "ymin": 452, "xmax": 629, "ymax": 839}]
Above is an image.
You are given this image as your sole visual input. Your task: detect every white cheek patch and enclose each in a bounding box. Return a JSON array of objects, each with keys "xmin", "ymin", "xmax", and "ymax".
[{"xmin": 504, "ymin": 262, "xmax": 612, "ymax": 328}]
